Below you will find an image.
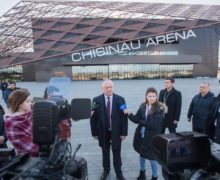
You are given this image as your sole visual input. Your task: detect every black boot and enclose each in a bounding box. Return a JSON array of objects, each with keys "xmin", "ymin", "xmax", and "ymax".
[
  {"xmin": 151, "ymin": 176, "xmax": 158, "ymax": 180},
  {"xmin": 137, "ymin": 170, "xmax": 146, "ymax": 180}
]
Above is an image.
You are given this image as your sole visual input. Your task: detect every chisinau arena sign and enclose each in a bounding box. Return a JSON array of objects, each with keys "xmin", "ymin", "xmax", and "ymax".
[{"xmin": 71, "ymin": 29, "xmax": 196, "ymax": 62}]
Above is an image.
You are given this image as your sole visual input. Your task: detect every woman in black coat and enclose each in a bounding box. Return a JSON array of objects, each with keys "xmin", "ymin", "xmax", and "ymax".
[{"xmin": 125, "ymin": 87, "xmax": 166, "ymax": 180}]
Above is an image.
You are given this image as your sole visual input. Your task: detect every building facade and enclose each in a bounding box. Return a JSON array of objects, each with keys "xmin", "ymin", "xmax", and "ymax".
[{"xmin": 0, "ymin": 1, "xmax": 220, "ymax": 81}]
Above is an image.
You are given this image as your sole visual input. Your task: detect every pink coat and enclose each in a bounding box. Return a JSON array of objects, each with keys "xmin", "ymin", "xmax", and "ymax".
[{"xmin": 4, "ymin": 110, "xmax": 39, "ymax": 157}]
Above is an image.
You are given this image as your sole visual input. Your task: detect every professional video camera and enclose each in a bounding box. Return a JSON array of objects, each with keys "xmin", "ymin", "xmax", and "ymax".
[
  {"xmin": 32, "ymin": 77, "xmax": 90, "ymax": 154},
  {"xmin": 0, "ymin": 77, "xmax": 91, "ymax": 180},
  {"xmin": 152, "ymin": 131, "xmax": 220, "ymax": 180}
]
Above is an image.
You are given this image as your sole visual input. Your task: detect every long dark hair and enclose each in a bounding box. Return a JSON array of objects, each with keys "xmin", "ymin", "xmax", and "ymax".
[
  {"xmin": 8, "ymin": 89, "xmax": 30, "ymax": 113},
  {"xmin": 145, "ymin": 87, "xmax": 159, "ymax": 114}
]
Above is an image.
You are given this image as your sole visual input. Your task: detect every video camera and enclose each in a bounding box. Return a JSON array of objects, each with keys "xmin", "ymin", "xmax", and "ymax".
[
  {"xmin": 0, "ymin": 77, "xmax": 91, "ymax": 180},
  {"xmin": 32, "ymin": 77, "xmax": 91, "ymax": 154},
  {"xmin": 152, "ymin": 131, "xmax": 220, "ymax": 180}
]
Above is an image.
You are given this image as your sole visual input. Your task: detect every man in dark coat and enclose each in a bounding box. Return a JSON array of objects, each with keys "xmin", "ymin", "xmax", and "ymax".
[
  {"xmin": 159, "ymin": 77, "xmax": 182, "ymax": 133},
  {"xmin": 1, "ymin": 80, "xmax": 8, "ymax": 98},
  {"xmin": 4, "ymin": 81, "xmax": 19, "ymax": 108},
  {"xmin": 207, "ymin": 93, "xmax": 220, "ymax": 143},
  {"xmin": 187, "ymin": 82, "xmax": 215, "ymax": 133},
  {"xmin": 90, "ymin": 79, "xmax": 128, "ymax": 180}
]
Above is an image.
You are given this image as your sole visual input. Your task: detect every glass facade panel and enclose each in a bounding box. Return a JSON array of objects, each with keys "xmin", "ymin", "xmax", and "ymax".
[
  {"xmin": 72, "ymin": 64, "xmax": 193, "ymax": 80},
  {"xmin": 0, "ymin": 65, "xmax": 23, "ymax": 81},
  {"xmin": 72, "ymin": 65, "xmax": 109, "ymax": 80}
]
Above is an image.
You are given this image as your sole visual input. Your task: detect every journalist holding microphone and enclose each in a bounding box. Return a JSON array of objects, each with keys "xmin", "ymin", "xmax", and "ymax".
[
  {"xmin": 90, "ymin": 79, "xmax": 128, "ymax": 180},
  {"xmin": 124, "ymin": 87, "xmax": 167, "ymax": 180}
]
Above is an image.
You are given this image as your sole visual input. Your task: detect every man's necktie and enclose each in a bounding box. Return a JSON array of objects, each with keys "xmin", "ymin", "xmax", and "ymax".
[{"xmin": 106, "ymin": 97, "xmax": 110, "ymax": 130}]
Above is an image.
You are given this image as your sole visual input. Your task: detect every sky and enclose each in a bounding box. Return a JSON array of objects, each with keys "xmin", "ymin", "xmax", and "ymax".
[{"xmin": 1, "ymin": 0, "xmax": 220, "ymax": 17}]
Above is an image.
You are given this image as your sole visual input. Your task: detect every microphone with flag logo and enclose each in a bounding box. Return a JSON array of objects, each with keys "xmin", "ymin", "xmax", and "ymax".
[
  {"xmin": 119, "ymin": 101, "xmax": 129, "ymax": 115},
  {"xmin": 119, "ymin": 104, "xmax": 127, "ymax": 111}
]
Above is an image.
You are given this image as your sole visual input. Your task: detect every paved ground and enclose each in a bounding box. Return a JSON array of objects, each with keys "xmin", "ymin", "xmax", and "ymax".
[{"xmin": 1, "ymin": 78, "xmax": 219, "ymax": 180}]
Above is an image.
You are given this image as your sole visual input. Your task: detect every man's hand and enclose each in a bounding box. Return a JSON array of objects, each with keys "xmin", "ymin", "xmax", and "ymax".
[
  {"xmin": 0, "ymin": 136, "xmax": 5, "ymax": 145},
  {"xmin": 173, "ymin": 120, "xmax": 178, "ymax": 124},
  {"xmin": 91, "ymin": 111, "xmax": 94, "ymax": 116},
  {"xmin": 159, "ymin": 102, "xmax": 168, "ymax": 113},
  {"xmin": 187, "ymin": 117, "xmax": 191, "ymax": 122},
  {"xmin": 120, "ymin": 136, "xmax": 126, "ymax": 141},
  {"xmin": 93, "ymin": 136, "xmax": 98, "ymax": 140},
  {"xmin": 123, "ymin": 109, "xmax": 129, "ymax": 115}
]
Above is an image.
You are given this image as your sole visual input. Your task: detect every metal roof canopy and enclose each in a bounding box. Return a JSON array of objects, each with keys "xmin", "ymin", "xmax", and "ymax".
[{"xmin": 0, "ymin": 0, "xmax": 220, "ymax": 68}]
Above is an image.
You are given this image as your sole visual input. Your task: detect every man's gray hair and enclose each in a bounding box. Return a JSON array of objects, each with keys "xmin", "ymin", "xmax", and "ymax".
[
  {"xmin": 101, "ymin": 79, "xmax": 114, "ymax": 88},
  {"xmin": 201, "ymin": 82, "xmax": 210, "ymax": 86}
]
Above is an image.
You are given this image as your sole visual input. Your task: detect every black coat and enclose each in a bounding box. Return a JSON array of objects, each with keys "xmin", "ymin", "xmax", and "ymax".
[
  {"xmin": 0, "ymin": 105, "xmax": 7, "ymax": 148},
  {"xmin": 90, "ymin": 93, "xmax": 128, "ymax": 149},
  {"xmin": 205, "ymin": 95, "xmax": 220, "ymax": 142},
  {"xmin": 1, "ymin": 82, "xmax": 8, "ymax": 91},
  {"xmin": 159, "ymin": 88, "xmax": 182, "ymax": 127},
  {"xmin": 187, "ymin": 92, "xmax": 215, "ymax": 129},
  {"xmin": 129, "ymin": 103, "xmax": 163, "ymax": 160},
  {"xmin": 4, "ymin": 87, "xmax": 19, "ymax": 108}
]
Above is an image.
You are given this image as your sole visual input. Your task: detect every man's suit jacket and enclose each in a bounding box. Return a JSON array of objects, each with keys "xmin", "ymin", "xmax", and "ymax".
[{"xmin": 90, "ymin": 93, "xmax": 128, "ymax": 149}]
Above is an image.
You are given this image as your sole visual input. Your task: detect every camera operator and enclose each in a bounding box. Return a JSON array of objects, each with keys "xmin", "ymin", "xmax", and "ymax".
[
  {"xmin": 4, "ymin": 89, "xmax": 39, "ymax": 157},
  {"xmin": 43, "ymin": 86, "xmax": 71, "ymax": 140}
]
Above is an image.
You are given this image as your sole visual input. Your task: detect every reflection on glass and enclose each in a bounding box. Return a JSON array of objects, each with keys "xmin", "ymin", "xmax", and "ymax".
[
  {"xmin": 72, "ymin": 64, "xmax": 193, "ymax": 80},
  {"xmin": 0, "ymin": 65, "xmax": 23, "ymax": 81}
]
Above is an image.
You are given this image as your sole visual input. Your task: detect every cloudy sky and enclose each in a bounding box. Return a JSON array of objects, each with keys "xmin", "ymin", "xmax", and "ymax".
[{"xmin": 1, "ymin": 0, "xmax": 220, "ymax": 16}]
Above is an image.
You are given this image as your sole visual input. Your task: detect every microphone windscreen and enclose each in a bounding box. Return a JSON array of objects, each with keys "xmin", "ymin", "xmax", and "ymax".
[
  {"xmin": 32, "ymin": 100, "xmax": 58, "ymax": 144},
  {"xmin": 91, "ymin": 101, "xmax": 99, "ymax": 110},
  {"xmin": 119, "ymin": 104, "xmax": 127, "ymax": 110}
]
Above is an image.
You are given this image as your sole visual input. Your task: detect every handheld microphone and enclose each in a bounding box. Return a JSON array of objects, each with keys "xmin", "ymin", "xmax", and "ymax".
[
  {"xmin": 119, "ymin": 104, "xmax": 127, "ymax": 111},
  {"xmin": 91, "ymin": 101, "xmax": 99, "ymax": 111}
]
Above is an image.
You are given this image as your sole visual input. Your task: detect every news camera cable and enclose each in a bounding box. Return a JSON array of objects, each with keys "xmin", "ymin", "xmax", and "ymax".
[
  {"xmin": 46, "ymin": 134, "xmax": 72, "ymax": 168},
  {"xmin": 52, "ymin": 139, "xmax": 72, "ymax": 166},
  {"xmin": 22, "ymin": 136, "xmax": 72, "ymax": 179},
  {"xmin": 63, "ymin": 144, "xmax": 87, "ymax": 179}
]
